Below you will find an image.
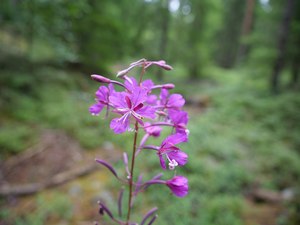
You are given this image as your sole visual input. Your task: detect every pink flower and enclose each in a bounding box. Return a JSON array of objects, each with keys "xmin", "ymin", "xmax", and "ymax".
[
  {"xmin": 90, "ymin": 59, "xmax": 191, "ymax": 223},
  {"xmin": 158, "ymin": 133, "xmax": 188, "ymax": 170},
  {"xmin": 109, "ymin": 88, "xmax": 156, "ymax": 134},
  {"xmin": 166, "ymin": 176, "xmax": 189, "ymax": 197},
  {"xmin": 124, "ymin": 77, "xmax": 154, "ymax": 93},
  {"xmin": 168, "ymin": 109, "xmax": 189, "ymax": 135},
  {"xmin": 89, "ymin": 84, "xmax": 114, "ymax": 116},
  {"xmin": 159, "ymin": 89, "xmax": 185, "ymax": 110},
  {"xmin": 144, "ymin": 122, "xmax": 162, "ymax": 137},
  {"xmin": 124, "ymin": 77, "xmax": 157, "ymax": 105}
]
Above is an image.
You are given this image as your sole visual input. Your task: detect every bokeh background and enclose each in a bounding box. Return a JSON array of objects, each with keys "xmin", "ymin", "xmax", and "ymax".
[{"xmin": 1, "ymin": 0, "xmax": 300, "ymax": 224}]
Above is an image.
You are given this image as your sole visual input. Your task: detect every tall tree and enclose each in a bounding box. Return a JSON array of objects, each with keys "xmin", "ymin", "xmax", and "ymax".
[
  {"xmin": 289, "ymin": 0, "xmax": 300, "ymax": 88},
  {"xmin": 215, "ymin": 0, "xmax": 245, "ymax": 68},
  {"xmin": 270, "ymin": 0, "xmax": 295, "ymax": 93},
  {"xmin": 187, "ymin": 0, "xmax": 204, "ymax": 79},
  {"xmin": 157, "ymin": 0, "xmax": 171, "ymax": 80},
  {"xmin": 236, "ymin": 0, "xmax": 256, "ymax": 64}
]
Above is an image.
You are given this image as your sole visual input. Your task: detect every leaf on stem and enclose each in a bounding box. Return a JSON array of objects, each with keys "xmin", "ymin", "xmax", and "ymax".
[
  {"xmin": 147, "ymin": 215, "xmax": 158, "ymax": 225},
  {"xmin": 118, "ymin": 187, "xmax": 124, "ymax": 217},
  {"xmin": 98, "ymin": 201, "xmax": 114, "ymax": 219},
  {"xmin": 140, "ymin": 207, "xmax": 158, "ymax": 225},
  {"xmin": 95, "ymin": 159, "xmax": 118, "ymax": 178}
]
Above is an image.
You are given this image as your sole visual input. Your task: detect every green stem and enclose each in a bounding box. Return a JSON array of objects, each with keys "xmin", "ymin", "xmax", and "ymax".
[{"xmin": 126, "ymin": 122, "xmax": 139, "ymax": 225}]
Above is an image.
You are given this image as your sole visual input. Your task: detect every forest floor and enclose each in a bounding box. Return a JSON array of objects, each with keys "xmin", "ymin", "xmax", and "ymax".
[
  {"xmin": 0, "ymin": 129, "xmax": 121, "ymax": 225},
  {"xmin": 0, "ymin": 65, "xmax": 299, "ymax": 225},
  {"xmin": 0, "ymin": 110, "xmax": 288, "ymax": 225}
]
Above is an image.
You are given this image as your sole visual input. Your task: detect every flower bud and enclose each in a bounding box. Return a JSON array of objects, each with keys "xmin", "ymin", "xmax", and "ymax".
[
  {"xmin": 166, "ymin": 176, "xmax": 188, "ymax": 197},
  {"xmin": 91, "ymin": 74, "xmax": 111, "ymax": 83},
  {"xmin": 162, "ymin": 83, "xmax": 175, "ymax": 89},
  {"xmin": 152, "ymin": 60, "xmax": 173, "ymax": 70}
]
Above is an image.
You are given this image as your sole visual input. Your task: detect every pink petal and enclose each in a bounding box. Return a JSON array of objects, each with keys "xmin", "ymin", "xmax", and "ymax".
[
  {"xmin": 144, "ymin": 122, "xmax": 162, "ymax": 137},
  {"xmin": 147, "ymin": 95, "xmax": 157, "ymax": 105},
  {"xmin": 142, "ymin": 79, "xmax": 155, "ymax": 90},
  {"xmin": 166, "ymin": 176, "xmax": 189, "ymax": 197},
  {"xmin": 89, "ymin": 103, "xmax": 104, "ymax": 115},
  {"xmin": 124, "ymin": 77, "xmax": 138, "ymax": 92},
  {"xmin": 130, "ymin": 87, "xmax": 148, "ymax": 107},
  {"xmin": 136, "ymin": 105, "xmax": 156, "ymax": 119},
  {"xmin": 95, "ymin": 86, "xmax": 109, "ymax": 102},
  {"xmin": 109, "ymin": 92, "xmax": 128, "ymax": 109},
  {"xmin": 160, "ymin": 89, "xmax": 169, "ymax": 105},
  {"xmin": 110, "ymin": 117, "xmax": 130, "ymax": 134},
  {"xmin": 159, "ymin": 154, "xmax": 167, "ymax": 170},
  {"xmin": 162, "ymin": 133, "xmax": 188, "ymax": 146},
  {"xmin": 168, "ymin": 151, "xmax": 188, "ymax": 166},
  {"xmin": 168, "ymin": 94, "xmax": 185, "ymax": 108},
  {"xmin": 169, "ymin": 109, "xmax": 188, "ymax": 125}
]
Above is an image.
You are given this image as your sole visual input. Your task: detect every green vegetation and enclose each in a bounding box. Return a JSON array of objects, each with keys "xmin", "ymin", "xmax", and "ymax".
[
  {"xmin": 0, "ymin": 59, "xmax": 299, "ymax": 225},
  {"xmin": 1, "ymin": 0, "xmax": 300, "ymax": 224},
  {"xmin": 15, "ymin": 193, "xmax": 72, "ymax": 225},
  {"xmin": 1, "ymin": 63, "xmax": 300, "ymax": 224}
]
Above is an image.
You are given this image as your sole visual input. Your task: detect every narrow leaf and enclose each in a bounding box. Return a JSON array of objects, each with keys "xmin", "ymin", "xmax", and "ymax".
[
  {"xmin": 118, "ymin": 187, "xmax": 124, "ymax": 217},
  {"xmin": 140, "ymin": 207, "xmax": 158, "ymax": 225},
  {"xmin": 150, "ymin": 173, "xmax": 163, "ymax": 181},
  {"xmin": 98, "ymin": 201, "xmax": 114, "ymax": 219},
  {"xmin": 148, "ymin": 215, "xmax": 158, "ymax": 225},
  {"xmin": 95, "ymin": 159, "xmax": 118, "ymax": 178}
]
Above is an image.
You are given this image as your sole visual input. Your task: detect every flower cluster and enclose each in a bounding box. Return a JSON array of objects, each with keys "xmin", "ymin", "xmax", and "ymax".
[{"xmin": 91, "ymin": 59, "xmax": 189, "ymax": 225}]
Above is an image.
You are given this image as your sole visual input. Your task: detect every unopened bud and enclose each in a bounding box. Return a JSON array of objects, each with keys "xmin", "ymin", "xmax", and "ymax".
[
  {"xmin": 153, "ymin": 60, "xmax": 173, "ymax": 70},
  {"xmin": 162, "ymin": 83, "xmax": 175, "ymax": 89},
  {"xmin": 91, "ymin": 74, "xmax": 111, "ymax": 83}
]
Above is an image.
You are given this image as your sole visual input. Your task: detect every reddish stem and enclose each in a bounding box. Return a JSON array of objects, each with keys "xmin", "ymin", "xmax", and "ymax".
[{"xmin": 126, "ymin": 122, "xmax": 139, "ymax": 224}]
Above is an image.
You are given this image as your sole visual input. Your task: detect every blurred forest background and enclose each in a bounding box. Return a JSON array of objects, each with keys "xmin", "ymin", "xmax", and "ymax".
[{"xmin": 0, "ymin": 0, "xmax": 300, "ymax": 224}]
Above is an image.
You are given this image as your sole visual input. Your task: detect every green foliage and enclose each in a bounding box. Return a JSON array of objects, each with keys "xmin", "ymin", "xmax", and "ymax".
[
  {"xmin": 0, "ymin": 123, "xmax": 36, "ymax": 156},
  {"xmin": 13, "ymin": 192, "xmax": 72, "ymax": 225},
  {"xmin": 1, "ymin": 64, "xmax": 299, "ymax": 224}
]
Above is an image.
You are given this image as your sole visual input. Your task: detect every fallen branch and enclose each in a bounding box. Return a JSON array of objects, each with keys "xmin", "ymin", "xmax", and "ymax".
[
  {"xmin": 248, "ymin": 188, "xmax": 283, "ymax": 203},
  {"xmin": 0, "ymin": 163, "xmax": 97, "ymax": 196}
]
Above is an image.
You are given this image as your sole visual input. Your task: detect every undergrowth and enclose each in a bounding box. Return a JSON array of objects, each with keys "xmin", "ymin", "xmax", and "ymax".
[{"xmin": 1, "ymin": 65, "xmax": 300, "ymax": 224}]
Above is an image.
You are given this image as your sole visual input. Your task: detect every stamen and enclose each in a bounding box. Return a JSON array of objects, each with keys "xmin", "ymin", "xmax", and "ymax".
[
  {"xmin": 116, "ymin": 107, "xmax": 129, "ymax": 113},
  {"xmin": 131, "ymin": 110, "xmax": 144, "ymax": 120},
  {"xmin": 118, "ymin": 112, "xmax": 130, "ymax": 124},
  {"xmin": 165, "ymin": 154, "xmax": 178, "ymax": 170},
  {"xmin": 133, "ymin": 103, "xmax": 144, "ymax": 111},
  {"xmin": 125, "ymin": 96, "xmax": 132, "ymax": 108},
  {"xmin": 185, "ymin": 129, "xmax": 190, "ymax": 135}
]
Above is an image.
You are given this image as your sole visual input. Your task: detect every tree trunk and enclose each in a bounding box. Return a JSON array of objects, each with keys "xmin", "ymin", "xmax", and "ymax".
[
  {"xmin": 157, "ymin": 0, "xmax": 170, "ymax": 80},
  {"xmin": 270, "ymin": 0, "xmax": 295, "ymax": 94},
  {"xmin": 188, "ymin": 0, "xmax": 205, "ymax": 79},
  {"xmin": 216, "ymin": 0, "xmax": 245, "ymax": 68},
  {"xmin": 290, "ymin": 58, "xmax": 299, "ymax": 88},
  {"xmin": 236, "ymin": 0, "xmax": 255, "ymax": 63},
  {"xmin": 289, "ymin": 1, "xmax": 300, "ymax": 89}
]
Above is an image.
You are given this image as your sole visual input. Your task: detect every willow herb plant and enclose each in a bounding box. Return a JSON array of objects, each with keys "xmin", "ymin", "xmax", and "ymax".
[{"xmin": 90, "ymin": 59, "xmax": 189, "ymax": 225}]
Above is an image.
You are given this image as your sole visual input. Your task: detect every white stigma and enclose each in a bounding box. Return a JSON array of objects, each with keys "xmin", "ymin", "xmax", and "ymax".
[{"xmin": 168, "ymin": 159, "xmax": 178, "ymax": 170}]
